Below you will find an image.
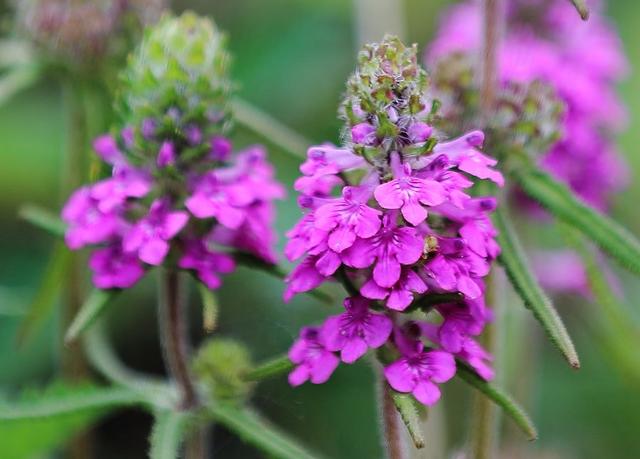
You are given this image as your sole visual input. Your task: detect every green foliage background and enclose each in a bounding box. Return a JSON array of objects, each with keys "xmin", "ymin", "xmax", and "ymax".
[{"xmin": 1, "ymin": 0, "xmax": 640, "ymax": 457}]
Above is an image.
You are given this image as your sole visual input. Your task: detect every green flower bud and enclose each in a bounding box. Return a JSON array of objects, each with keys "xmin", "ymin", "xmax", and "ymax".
[
  {"xmin": 192, "ymin": 338, "xmax": 254, "ymax": 403},
  {"xmin": 118, "ymin": 12, "xmax": 232, "ymax": 149},
  {"xmin": 340, "ymin": 35, "xmax": 437, "ymax": 168}
]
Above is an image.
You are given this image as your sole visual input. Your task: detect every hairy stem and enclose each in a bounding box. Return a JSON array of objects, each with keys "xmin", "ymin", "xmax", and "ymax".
[
  {"xmin": 380, "ymin": 378, "xmax": 405, "ymax": 459},
  {"xmin": 159, "ymin": 269, "xmax": 206, "ymax": 458},
  {"xmin": 62, "ymin": 78, "xmax": 93, "ymax": 459},
  {"xmin": 470, "ymin": 1, "xmax": 504, "ymax": 457},
  {"xmin": 159, "ymin": 269, "xmax": 198, "ymax": 410},
  {"xmin": 480, "ymin": 0, "xmax": 501, "ymax": 118}
]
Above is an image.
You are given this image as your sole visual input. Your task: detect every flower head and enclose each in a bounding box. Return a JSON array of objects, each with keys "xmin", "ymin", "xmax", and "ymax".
[
  {"xmin": 285, "ymin": 36, "xmax": 500, "ymax": 407},
  {"xmin": 60, "ymin": 13, "xmax": 283, "ymax": 291}
]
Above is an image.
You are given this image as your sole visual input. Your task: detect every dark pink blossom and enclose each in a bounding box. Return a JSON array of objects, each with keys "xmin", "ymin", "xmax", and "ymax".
[
  {"xmin": 89, "ymin": 242, "xmax": 145, "ymax": 289},
  {"xmin": 90, "ymin": 167, "xmax": 151, "ymax": 213},
  {"xmin": 178, "ymin": 238, "xmax": 235, "ymax": 289},
  {"xmin": 157, "ymin": 141, "xmax": 175, "ymax": 168},
  {"xmin": 314, "ymin": 185, "xmax": 382, "ymax": 253},
  {"xmin": 123, "ymin": 199, "xmax": 189, "ymax": 265},
  {"xmin": 433, "ymin": 131, "xmax": 504, "ymax": 186},
  {"xmin": 62, "ymin": 187, "xmax": 120, "ymax": 249},
  {"xmin": 342, "ymin": 214, "xmax": 423, "ymax": 288},
  {"xmin": 360, "ymin": 268, "xmax": 427, "ymax": 311},
  {"xmin": 374, "ymin": 152, "xmax": 446, "ymax": 225},
  {"xmin": 288, "ymin": 327, "xmax": 339, "ymax": 386},
  {"xmin": 384, "ymin": 340, "xmax": 456, "ymax": 406},
  {"xmin": 321, "ymin": 297, "xmax": 393, "ymax": 363}
]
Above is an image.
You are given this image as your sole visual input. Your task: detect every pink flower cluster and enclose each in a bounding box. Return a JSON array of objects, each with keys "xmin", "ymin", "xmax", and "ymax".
[
  {"xmin": 428, "ymin": 0, "xmax": 628, "ymax": 212},
  {"xmin": 284, "ymin": 36, "xmax": 503, "ymax": 405},
  {"xmin": 62, "ymin": 119, "xmax": 284, "ymax": 290}
]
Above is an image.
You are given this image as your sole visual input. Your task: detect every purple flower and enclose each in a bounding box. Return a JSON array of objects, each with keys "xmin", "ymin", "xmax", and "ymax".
[
  {"xmin": 300, "ymin": 145, "xmax": 365, "ymax": 177},
  {"xmin": 360, "ymin": 267, "xmax": 428, "ymax": 311},
  {"xmin": 123, "ymin": 199, "xmax": 189, "ymax": 265},
  {"xmin": 433, "ymin": 131, "xmax": 504, "ymax": 186},
  {"xmin": 351, "ymin": 122, "xmax": 377, "ymax": 145},
  {"xmin": 408, "ymin": 122, "xmax": 433, "ymax": 143},
  {"xmin": 314, "ymin": 185, "xmax": 382, "ymax": 253},
  {"xmin": 157, "ymin": 141, "xmax": 176, "ymax": 168},
  {"xmin": 90, "ymin": 167, "xmax": 151, "ymax": 213},
  {"xmin": 384, "ymin": 341, "xmax": 456, "ymax": 406},
  {"xmin": 285, "ymin": 213, "xmax": 329, "ymax": 261},
  {"xmin": 284, "ymin": 256, "xmax": 327, "ymax": 302},
  {"xmin": 210, "ymin": 136, "xmax": 232, "ymax": 161},
  {"xmin": 419, "ymin": 320, "xmax": 493, "ymax": 380},
  {"xmin": 342, "ymin": 214, "xmax": 423, "ymax": 288},
  {"xmin": 141, "ymin": 118, "xmax": 156, "ymax": 139},
  {"xmin": 288, "ymin": 327, "xmax": 339, "ymax": 386},
  {"xmin": 321, "ymin": 297, "xmax": 393, "ymax": 363},
  {"xmin": 374, "ymin": 152, "xmax": 446, "ymax": 225},
  {"xmin": 62, "ymin": 187, "xmax": 120, "ymax": 249},
  {"xmin": 93, "ymin": 134, "xmax": 125, "ymax": 166},
  {"xmin": 185, "ymin": 174, "xmax": 253, "ymax": 229},
  {"xmin": 423, "ymin": 237, "xmax": 487, "ymax": 299},
  {"xmin": 209, "ymin": 201, "xmax": 280, "ymax": 263},
  {"xmin": 178, "ymin": 238, "xmax": 235, "ymax": 289},
  {"xmin": 185, "ymin": 125, "xmax": 202, "ymax": 146},
  {"xmin": 89, "ymin": 242, "xmax": 145, "ymax": 289}
]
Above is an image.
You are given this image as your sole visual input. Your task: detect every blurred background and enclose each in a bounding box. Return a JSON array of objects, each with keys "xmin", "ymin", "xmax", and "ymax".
[{"xmin": 1, "ymin": 0, "xmax": 640, "ymax": 458}]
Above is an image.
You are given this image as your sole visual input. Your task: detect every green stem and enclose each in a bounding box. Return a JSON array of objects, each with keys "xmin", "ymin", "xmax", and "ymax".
[
  {"xmin": 61, "ymin": 78, "xmax": 93, "ymax": 459},
  {"xmin": 470, "ymin": 1, "xmax": 504, "ymax": 457},
  {"xmin": 469, "ymin": 273, "xmax": 503, "ymax": 458}
]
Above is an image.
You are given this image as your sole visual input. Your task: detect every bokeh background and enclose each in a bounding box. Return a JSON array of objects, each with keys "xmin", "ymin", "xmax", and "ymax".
[{"xmin": 1, "ymin": 0, "xmax": 640, "ymax": 458}]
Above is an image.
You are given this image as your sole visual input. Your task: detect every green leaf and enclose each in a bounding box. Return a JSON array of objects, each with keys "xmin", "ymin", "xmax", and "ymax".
[
  {"xmin": 198, "ymin": 282, "xmax": 219, "ymax": 333},
  {"xmin": 233, "ymin": 251, "xmax": 334, "ymax": 305},
  {"xmin": 65, "ymin": 289, "xmax": 121, "ymax": 344},
  {"xmin": 0, "ymin": 382, "xmax": 143, "ymax": 459},
  {"xmin": 19, "ymin": 204, "xmax": 67, "ymax": 238},
  {"xmin": 0, "ymin": 64, "xmax": 41, "ymax": 107},
  {"xmin": 209, "ymin": 403, "xmax": 324, "ymax": 459},
  {"xmin": 232, "ymin": 97, "xmax": 309, "ymax": 160},
  {"xmin": 569, "ymin": 0, "xmax": 589, "ymax": 20},
  {"xmin": 493, "ymin": 205, "xmax": 580, "ymax": 368},
  {"xmin": 149, "ymin": 410, "xmax": 191, "ymax": 459},
  {"xmin": 243, "ymin": 354, "xmax": 293, "ymax": 382},
  {"xmin": 390, "ymin": 391, "xmax": 425, "ymax": 449},
  {"xmin": 456, "ymin": 363, "xmax": 538, "ymax": 441},
  {"xmin": 560, "ymin": 225, "xmax": 640, "ymax": 382},
  {"xmin": 85, "ymin": 324, "xmax": 177, "ymax": 408},
  {"xmin": 16, "ymin": 242, "xmax": 70, "ymax": 345},
  {"xmin": 515, "ymin": 167, "xmax": 640, "ymax": 276}
]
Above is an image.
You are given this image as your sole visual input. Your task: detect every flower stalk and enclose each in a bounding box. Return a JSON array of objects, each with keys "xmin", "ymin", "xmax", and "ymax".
[
  {"xmin": 470, "ymin": 1, "xmax": 503, "ymax": 458},
  {"xmin": 158, "ymin": 268, "xmax": 198, "ymax": 410},
  {"xmin": 380, "ymin": 379, "xmax": 404, "ymax": 459}
]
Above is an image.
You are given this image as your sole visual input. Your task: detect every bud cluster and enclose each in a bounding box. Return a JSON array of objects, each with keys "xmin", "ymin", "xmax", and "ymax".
[
  {"xmin": 427, "ymin": 0, "xmax": 628, "ymax": 211},
  {"xmin": 20, "ymin": 0, "xmax": 167, "ymax": 63},
  {"xmin": 431, "ymin": 52, "xmax": 564, "ymax": 167}
]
